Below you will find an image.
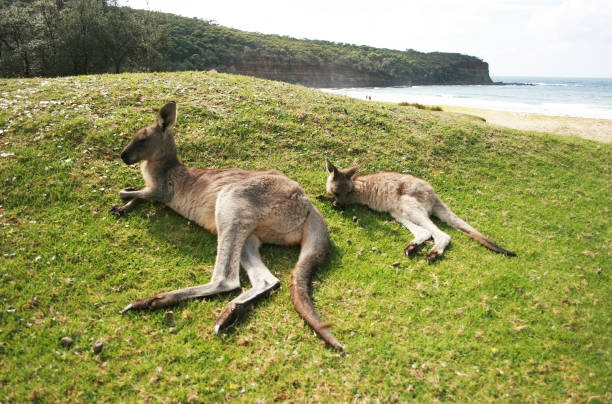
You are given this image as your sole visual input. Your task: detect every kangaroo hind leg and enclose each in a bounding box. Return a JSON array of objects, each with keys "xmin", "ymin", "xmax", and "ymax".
[
  {"xmin": 392, "ymin": 213, "xmax": 432, "ymax": 256},
  {"xmin": 121, "ymin": 202, "xmax": 254, "ymax": 313},
  {"xmin": 400, "ymin": 203, "xmax": 450, "ymax": 262},
  {"xmin": 411, "ymin": 213, "xmax": 451, "ymax": 262},
  {"xmin": 214, "ymin": 235, "xmax": 281, "ymax": 334}
]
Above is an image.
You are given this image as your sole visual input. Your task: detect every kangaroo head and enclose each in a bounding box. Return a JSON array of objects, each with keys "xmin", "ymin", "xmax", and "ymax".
[
  {"xmin": 325, "ymin": 159, "xmax": 362, "ymax": 203},
  {"xmin": 120, "ymin": 101, "xmax": 178, "ymax": 165}
]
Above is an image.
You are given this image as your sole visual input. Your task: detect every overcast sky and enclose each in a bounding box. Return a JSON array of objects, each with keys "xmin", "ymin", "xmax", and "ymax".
[{"xmin": 122, "ymin": 0, "xmax": 612, "ymax": 78}]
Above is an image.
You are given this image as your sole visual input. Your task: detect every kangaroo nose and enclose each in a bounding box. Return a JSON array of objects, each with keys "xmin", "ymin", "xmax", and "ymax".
[{"xmin": 120, "ymin": 150, "xmax": 130, "ymax": 164}]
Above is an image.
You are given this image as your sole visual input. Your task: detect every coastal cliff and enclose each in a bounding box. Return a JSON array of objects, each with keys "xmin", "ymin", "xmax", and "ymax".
[
  {"xmin": 147, "ymin": 12, "xmax": 494, "ymax": 88},
  {"xmin": 227, "ymin": 58, "xmax": 492, "ymax": 88},
  {"xmin": 0, "ymin": 2, "xmax": 494, "ymax": 85}
]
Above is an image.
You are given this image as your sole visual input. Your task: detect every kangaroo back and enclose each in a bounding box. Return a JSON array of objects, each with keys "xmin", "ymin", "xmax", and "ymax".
[
  {"xmin": 432, "ymin": 198, "xmax": 516, "ymax": 256},
  {"xmin": 289, "ymin": 207, "xmax": 343, "ymax": 350}
]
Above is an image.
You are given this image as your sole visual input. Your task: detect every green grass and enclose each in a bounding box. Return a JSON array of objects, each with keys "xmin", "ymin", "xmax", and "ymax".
[
  {"xmin": 398, "ymin": 102, "xmax": 444, "ymax": 111},
  {"xmin": 0, "ymin": 71, "xmax": 610, "ymax": 402}
]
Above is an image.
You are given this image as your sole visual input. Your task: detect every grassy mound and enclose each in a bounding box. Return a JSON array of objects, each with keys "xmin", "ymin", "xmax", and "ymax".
[{"xmin": 0, "ymin": 71, "xmax": 610, "ymax": 402}]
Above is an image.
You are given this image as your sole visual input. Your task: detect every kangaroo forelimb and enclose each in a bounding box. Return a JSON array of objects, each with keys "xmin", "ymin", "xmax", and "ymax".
[
  {"xmin": 316, "ymin": 195, "xmax": 344, "ymax": 210},
  {"xmin": 110, "ymin": 198, "xmax": 142, "ymax": 216}
]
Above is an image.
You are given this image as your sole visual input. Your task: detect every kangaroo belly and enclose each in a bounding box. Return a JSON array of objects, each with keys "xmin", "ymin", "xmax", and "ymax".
[
  {"xmin": 223, "ymin": 175, "xmax": 311, "ymax": 245},
  {"xmin": 168, "ymin": 191, "xmax": 218, "ymax": 234},
  {"xmin": 253, "ymin": 226, "xmax": 303, "ymax": 245}
]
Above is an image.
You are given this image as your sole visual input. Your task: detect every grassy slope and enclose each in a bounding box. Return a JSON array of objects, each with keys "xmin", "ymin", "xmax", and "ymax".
[{"xmin": 0, "ymin": 71, "xmax": 610, "ymax": 402}]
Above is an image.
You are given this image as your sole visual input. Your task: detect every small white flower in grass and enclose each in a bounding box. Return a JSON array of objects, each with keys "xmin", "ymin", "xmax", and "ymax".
[
  {"xmin": 34, "ymin": 255, "xmax": 42, "ymax": 262},
  {"xmin": 0, "ymin": 152, "xmax": 14, "ymax": 157}
]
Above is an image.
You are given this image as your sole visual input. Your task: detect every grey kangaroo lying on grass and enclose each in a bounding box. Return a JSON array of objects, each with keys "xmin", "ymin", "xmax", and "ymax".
[
  {"xmin": 320, "ymin": 160, "xmax": 516, "ymax": 262},
  {"xmin": 111, "ymin": 102, "xmax": 342, "ymax": 349}
]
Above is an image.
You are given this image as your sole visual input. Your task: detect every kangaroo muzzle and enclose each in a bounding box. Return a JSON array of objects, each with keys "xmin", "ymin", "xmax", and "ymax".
[{"xmin": 120, "ymin": 147, "xmax": 134, "ymax": 165}]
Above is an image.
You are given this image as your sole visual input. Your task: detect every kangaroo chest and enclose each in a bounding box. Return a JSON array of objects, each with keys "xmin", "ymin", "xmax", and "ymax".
[
  {"xmin": 167, "ymin": 186, "xmax": 218, "ymax": 234},
  {"xmin": 353, "ymin": 183, "xmax": 401, "ymax": 213}
]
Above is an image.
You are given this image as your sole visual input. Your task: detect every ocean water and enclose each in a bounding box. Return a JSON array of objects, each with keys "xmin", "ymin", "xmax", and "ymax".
[{"xmin": 320, "ymin": 76, "xmax": 612, "ymax": 120}]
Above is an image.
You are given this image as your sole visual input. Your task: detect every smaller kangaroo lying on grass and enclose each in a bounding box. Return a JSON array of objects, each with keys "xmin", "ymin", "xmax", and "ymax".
[
  {"xmin": 320, "ymin": 160, "xmax": 516, "ymax": 262},
  {"xmin": 111, "ymin": 102, "xmax": 342, "ymax": 349}
]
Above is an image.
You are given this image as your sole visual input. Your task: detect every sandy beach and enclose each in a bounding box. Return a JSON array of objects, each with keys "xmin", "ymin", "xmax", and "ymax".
[{"xmin": 442, "ymin": 106, "xmax": 612, "ymax": 143}]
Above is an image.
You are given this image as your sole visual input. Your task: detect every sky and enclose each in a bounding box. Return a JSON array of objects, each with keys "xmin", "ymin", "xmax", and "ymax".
[{"xmin": 121, "ymin": 0, "xmax": 612, "ymax": 78}]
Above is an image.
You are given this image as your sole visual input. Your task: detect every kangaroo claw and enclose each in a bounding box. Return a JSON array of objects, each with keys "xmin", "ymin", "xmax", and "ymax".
[
  {"xmin": 110, "ymin": 205, "xmax": 126, "ymax": 216},
  {"xmin": 315, "ymin": 195, "xmax": 344, "ymax": 210},
  {"xmin": 316, "ymin": 194, "xmax": 335, "ymax": 202},
  {"xmin": 121, "ymin": 293, "xmax": 175, "ymax": 314},
  {"xmin": 426, "ymin": 250, "xmax": 441, "ymax": 263},
  {"xmin": 404, "ymin": 242, "xmax": 423, "ymax": 257},
  {"xmin": 121, "ymin": 303, "xmax": 133, "ymax": 314},
  {"xmin": 214, "ymin": 302, "xmax": 249, "ymax": 334}
]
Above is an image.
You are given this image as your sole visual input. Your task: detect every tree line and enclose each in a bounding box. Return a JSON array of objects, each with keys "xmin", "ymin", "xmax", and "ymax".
[
  {"xmin": 0, "ymin": 0, "xmax": 492, "ymax": 85},
  {"xmin": 0, "ymin": 0, "xmax": 160, "ymax": 77}
]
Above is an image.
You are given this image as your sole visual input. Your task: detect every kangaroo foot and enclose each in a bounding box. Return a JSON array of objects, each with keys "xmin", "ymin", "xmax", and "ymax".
[
  {"xmin": 214, "ymin": 281, "xmax": 280, "ymax": 334},
  {"xmin": 425, "ymin": 249, "xmax": 442, "ymax": 263},
  {"xmin": 121, "ymin": 292, "xmax": 177, "ymax": 313},
  {"xmin": 404, "ymin": 242, "xmax": 425, "ymax": 257},
  {"xmin": 214, "ymin": 301, "xmax": 250, "ymax": 334}
]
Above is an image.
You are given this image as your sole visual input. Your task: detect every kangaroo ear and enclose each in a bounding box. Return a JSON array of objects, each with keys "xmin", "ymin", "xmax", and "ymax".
[
  {"xmin": 157, "ymin": 101, "xmax": 177, "ymax": 132},
  {"xmin": 344, "ymin": 163, "xmax": 363, "ymax": 178},
  {"xmin": 325, "ymin": 159, "xmax": 339, "ymax": 175}
]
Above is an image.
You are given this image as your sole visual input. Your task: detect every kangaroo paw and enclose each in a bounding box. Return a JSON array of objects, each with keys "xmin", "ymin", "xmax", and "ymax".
[
  {"xmin": 425, "ymin": 249, "xmax": 442, "ymax": 263},
  {"xmin": 315, "ymin": 195, "xmax": 345, "ymax": 210},
  {"xmin": 121, "ymin": 292, "xmax": 176, "ymax": 313},
  {"xmin": 404, "ymin": 242, "xmax": 424, "ymax": 257},
  {"xmin": 110, "ymin": 204, "xmax": 129, "ymax": 216},
  {"xmin": 316, "ymin": 194, "xmax": 335, "ymax": 202}
]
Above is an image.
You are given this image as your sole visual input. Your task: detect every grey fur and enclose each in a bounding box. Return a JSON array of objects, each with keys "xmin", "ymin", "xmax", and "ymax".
[
  {"xmin": 324, "ymin": 160, "xmax": 516, "ymax": 261},
  {"xmin": 112, "ymin": 102, "xmax": 342, "ymax": 349}
]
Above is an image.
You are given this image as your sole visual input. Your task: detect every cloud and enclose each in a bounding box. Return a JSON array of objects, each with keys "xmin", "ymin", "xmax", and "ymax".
[{"xmin": 527, "ymin": 0, "xmax": 612, "ymax": 43}]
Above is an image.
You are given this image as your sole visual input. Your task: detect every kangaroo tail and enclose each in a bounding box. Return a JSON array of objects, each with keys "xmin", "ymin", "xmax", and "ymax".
[
  {"xmin": 290, "ymin": 207, "xmax": 344, "ymax": 350},
  {"xmin": 433, "ymin": 198, "xmax": 516, "ymax": 257}
]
